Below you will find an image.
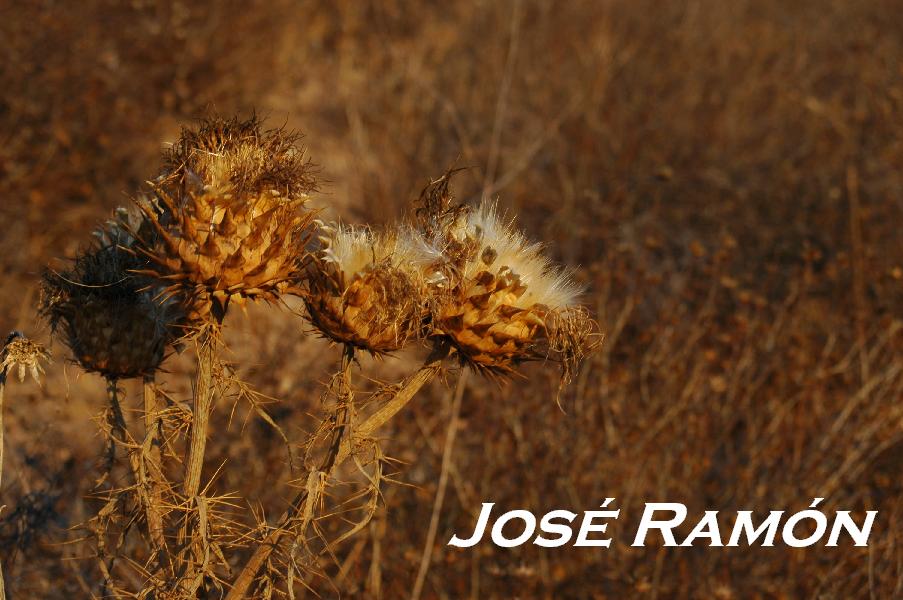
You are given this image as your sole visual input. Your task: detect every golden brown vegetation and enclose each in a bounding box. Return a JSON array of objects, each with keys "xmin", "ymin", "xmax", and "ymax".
[{"xmin": 0, "ymin": 1, "xmax": 901, "ymax": 598}]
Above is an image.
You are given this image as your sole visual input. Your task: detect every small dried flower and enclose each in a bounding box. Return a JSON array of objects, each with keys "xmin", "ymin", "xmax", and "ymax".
[
  {"xmin": 41, "ymin": 221, "xmax": 184, "ymax": 380},
  {"xmin": 1, "ymin": 332, "xmax": 51, "ymax": 385},
  {"xmin": 131, "ymin": 115, "xmax": 318, "ymax": 322},
  {"xmin": 305, "ymin": 223, "xmax": 434, "ymax": 353}
]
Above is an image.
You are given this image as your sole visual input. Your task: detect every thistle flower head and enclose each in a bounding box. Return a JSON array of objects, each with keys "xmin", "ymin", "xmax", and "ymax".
[
  {"xmin": 305, "ymin": 222, "xmax": 435, "ymax": 353},
  {"xmin": 40, "ymin": 221, "xmax": 184, "ymax": 380},
  {"xmin": 422, "ymin": 196, "xmax": 598, "ymax": 380},
  {"xmin": 131, "ymin": 115, "xmax": 318, "ymax": 322},
  {"xmin": 1, "ymin": 332, "xmax": 51, "ymax": 385}
]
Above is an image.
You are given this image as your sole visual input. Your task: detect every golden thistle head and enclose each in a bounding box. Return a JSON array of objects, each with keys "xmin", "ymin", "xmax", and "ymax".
[
  {"xmin": 131, "ymin": 115, "xmax": 318, "ymax": 322},
  {"xmin": 304, "ymin": 223, "xmax": 438, "ymax": 354},
  {"xmin": 1, "ymin": 332, "xmax": 51, "ymax": 385},
  {"xmin": 40, "ymin": 222, "xmax": 184, "ymax": 380},
  {"xmin": 425, "ymin": 201, "xmax": 598, "ymax": 380}
]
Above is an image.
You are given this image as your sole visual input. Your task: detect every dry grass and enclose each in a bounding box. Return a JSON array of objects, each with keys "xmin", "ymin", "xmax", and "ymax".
[{"xmin": 0, "ymin": 0, "xmax": 902, "ymax": 598}]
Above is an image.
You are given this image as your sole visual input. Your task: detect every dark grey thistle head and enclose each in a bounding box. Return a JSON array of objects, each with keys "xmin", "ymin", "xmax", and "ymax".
[{"xmin": 40, "ymin": 219, "xmax": 184, "ymax": 380}]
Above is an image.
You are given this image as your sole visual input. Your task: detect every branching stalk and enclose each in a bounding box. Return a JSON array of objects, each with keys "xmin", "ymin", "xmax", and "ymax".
[{"xmin": 225, "ymin": 344, "xmax": 450, "ymax": 600}]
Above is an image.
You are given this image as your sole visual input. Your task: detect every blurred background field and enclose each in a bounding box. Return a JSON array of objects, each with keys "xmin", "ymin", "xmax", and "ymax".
[{"xmin": 1, "ymin": 0, "xmax": 901, "ymax": 597}]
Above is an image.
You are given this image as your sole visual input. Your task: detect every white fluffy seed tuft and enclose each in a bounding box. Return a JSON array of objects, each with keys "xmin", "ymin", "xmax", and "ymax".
[{"xmin": 452, "ymin": 202, "xmax": 583, "ymax": 309}]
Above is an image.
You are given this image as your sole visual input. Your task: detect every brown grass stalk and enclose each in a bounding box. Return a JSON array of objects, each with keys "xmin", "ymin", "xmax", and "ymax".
[{"xmin": 411, "ymin": 368, "xmax": 467, "ymax": 600}]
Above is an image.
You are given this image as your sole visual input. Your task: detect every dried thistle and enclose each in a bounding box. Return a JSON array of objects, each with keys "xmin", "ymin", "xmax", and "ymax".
[
  {"xmin": 413, "ymin": 168, "xmax": 469, "ymax": 239},
  {"xmin": 132, "ymin": 115, "xmax": 319, "ymax": 322},
  {"xmin": 40, "ymin": 220, "xmax": 183, "ymax": 380},
  {"xmin": 0, "ymin": 332, "xmax": 51, "ymax": 385},
  {"xmin": 1, "ymin": 333, "xmax": 52, "ymax": 600},
  {"xmin": 163, "ymin": 114, "xmax": 316, "ymax": 199},
  {"xmin": 304, "ymin": 223, "xmax": 435, "ymax": 354},
  {"xmin": 424, "ymin": 200, "xmax": 599, "ymax": 379}
]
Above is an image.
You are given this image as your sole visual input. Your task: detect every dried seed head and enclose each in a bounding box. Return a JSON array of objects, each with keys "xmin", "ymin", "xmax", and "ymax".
[
  {"xmin": 1, "ymin": 332, "xmax": 51, "ymax": 385},
  {"xmin": 163, "ymin": 114, "xmax": 317, "ymax": 198},
  {"xmin": 304, "ymin": 223, "xmax": 434, "ymax": 353},
  {"xmin": 40, "ymin": 223, "xmax": 184, "ymax": 380},
  {"xmin": 426, "ymin": 201, "xmax": 598, "ymax": 378},
  {"xmin": 133, "ymin": 115, "xmax": 318, "ymax": 322}
]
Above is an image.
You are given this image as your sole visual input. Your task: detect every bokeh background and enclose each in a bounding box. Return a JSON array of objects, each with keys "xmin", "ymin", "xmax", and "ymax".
[{"xmin": 1, "ymin": 0, "xmax": 902, "ymax": 597}]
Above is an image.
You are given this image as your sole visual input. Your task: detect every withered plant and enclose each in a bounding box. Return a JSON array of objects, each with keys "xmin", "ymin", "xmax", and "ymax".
[
  {"xmin": 132, "ymin": 115, "xmax": 317, "ymax": 501},
  {"xmin": 224, "ymin": 172, "xmax": 599, "ymax": 598},
  {"xmin": 32, "ymin": 118, "xmax": 597, "ymax": 598},
  {"xmin": 3, "ymin": 3, "xmax": 903, "ymax": 596},
  {"xmin": 0, "ymin": 332, "xmax": 50, "ymax": 600},
  {"xmin": 109, "ymin": 115, "xmax": 319, "ymax": 596},
  {"xmin": 40, "ymin": 215, "xmax": 184, "ymax": 595}
]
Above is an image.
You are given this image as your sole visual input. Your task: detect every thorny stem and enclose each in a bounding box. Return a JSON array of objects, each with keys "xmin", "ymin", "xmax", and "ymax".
[
  {"xmin": 322, "ymin": 345, "xmax": 356, "ymax": 474},
  {"xmin": 106, "ymin": 378, "xmax": 169, "ymax": 569},
  {"xmin": 184, "ymin": 324, "xmax": 218, "ymax": 499},
  {"xmin": 106, "ymin": 379, "xmax": 129, "ymax": 454},
  {"xmin": 143, "ymin": 375, "xmax": 167, "ymax": 553},
  {"xmin": 225, "ymin": 344, "xmax": 451, "ymax": 600},
  {"xmin": 177, "ymin": 322, "xmax": 220, "ymax": 595}
]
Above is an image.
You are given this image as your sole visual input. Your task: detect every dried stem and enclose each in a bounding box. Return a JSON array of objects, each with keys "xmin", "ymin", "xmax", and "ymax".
[
  {"xmin": 322, "ymin": 345, "xmax": 356, "ymax": 474},
  {"xmin": 175, "ymin": 323, "xmax": 221, "ymax": 596},
  {"xmin": 96, "ymin": 379, "xmax": 131, "ymax": 596},
  {"xmin": 107, "ymin": 377, "xmax": 171, "ymax": 570},
  {"xmin": 847, "ymin": 165, "xmax": 870, "ymax": 384},
  {"xmin": 335, "ymin": 344, "xmax": 451, "ymax": 465},
  {"xmin": 184, "ymin": 324, "xmax": 218, "ymax": 499},
  {"xmin": 142, "ymin": 375, "xmax": 167, "ymax": 553},
  {"xmin": 107, "ymin": 380, "xmax": 126, "ymax": 439},
  {"xmin": 225, "ymin": 344, "xmax": 450, "ymax": 600}
]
